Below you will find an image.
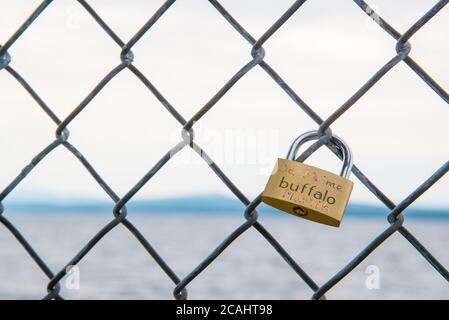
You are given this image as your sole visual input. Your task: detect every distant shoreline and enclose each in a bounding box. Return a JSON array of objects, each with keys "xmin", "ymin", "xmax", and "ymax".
[{"xmin": 3, "ymin": 195, "xmax": 448, "ymax": 219}]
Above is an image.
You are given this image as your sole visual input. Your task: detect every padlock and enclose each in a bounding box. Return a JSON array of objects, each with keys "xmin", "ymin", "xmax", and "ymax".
[{"xmin": 262, "ymin": 130, "xmax": 353, "ymax": 227}]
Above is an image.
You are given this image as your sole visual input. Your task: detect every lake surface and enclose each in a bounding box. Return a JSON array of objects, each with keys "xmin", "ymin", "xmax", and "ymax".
[{"xmin": 1, "ymin": 213, "xmax": 448, "ymax": 299}]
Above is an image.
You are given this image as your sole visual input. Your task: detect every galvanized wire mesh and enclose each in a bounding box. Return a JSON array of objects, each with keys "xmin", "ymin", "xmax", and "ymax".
[{"xmin": 0, "ymin": 0, "xmax": 448, "ymax": 300}]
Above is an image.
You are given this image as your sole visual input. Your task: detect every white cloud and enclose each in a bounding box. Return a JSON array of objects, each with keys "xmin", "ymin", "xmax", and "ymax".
[{"xmin": 0, "ymin": 0, "xmax": 447, "ymax": 207}]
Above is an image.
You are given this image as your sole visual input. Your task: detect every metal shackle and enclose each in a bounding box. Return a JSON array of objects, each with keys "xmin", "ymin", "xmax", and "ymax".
[{"xmin": 286, "ymin": 130, "xmax": 353, "ymax": 178}]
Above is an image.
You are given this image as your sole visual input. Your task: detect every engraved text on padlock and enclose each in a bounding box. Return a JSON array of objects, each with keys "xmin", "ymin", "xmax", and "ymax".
[{"xmin": 262, "ymin": 131, "xmax": 354, "ymax": 227}]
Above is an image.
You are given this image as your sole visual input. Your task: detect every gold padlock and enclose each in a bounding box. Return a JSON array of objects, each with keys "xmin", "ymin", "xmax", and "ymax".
[{"xmin": 262, "ymin": 130, "xmax": 354, "ymax": 227}]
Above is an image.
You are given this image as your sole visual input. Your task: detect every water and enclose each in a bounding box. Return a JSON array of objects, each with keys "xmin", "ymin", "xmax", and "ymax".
[{"xmin": 1, "ymin": 213, "xmax": 448, "ymax": 299}]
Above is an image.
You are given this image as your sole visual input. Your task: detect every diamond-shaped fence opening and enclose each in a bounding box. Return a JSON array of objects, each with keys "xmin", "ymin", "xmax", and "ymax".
[{"xmin": 0, "ymin": 0, "xmax": 448, "ymax": 300}]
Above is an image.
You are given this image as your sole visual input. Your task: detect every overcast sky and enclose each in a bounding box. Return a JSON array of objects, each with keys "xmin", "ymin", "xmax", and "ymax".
[{"xmin": 0, "ymin": 0, "xmax": 448, "ymax": 207}]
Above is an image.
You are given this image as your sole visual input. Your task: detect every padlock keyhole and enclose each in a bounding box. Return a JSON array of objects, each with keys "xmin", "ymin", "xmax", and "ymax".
[{"xmin": 292, "ymin": 206, "xmax": 308, "ymax": 217}]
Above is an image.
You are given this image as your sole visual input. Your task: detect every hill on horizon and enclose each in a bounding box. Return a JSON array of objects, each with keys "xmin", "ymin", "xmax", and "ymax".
[{"xmin": 3, "ymin": 194, "xmax": 448, "ymax": 219}]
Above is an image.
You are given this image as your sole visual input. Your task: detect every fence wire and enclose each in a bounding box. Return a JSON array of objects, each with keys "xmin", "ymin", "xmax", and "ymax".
[{"xmin": 0, "ymin": 0, "xmax": 448, "ymax": 300}]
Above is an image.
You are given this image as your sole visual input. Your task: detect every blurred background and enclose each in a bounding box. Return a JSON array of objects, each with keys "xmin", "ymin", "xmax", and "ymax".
[{"xmin": 0, "ymin": 0, "xmax": 448, "ymax": 299}]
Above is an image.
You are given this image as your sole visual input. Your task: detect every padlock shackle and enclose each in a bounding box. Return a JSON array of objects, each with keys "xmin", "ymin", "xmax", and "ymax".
[{"xmin": 286, "ymin": 130, "xmax": 353, "ymax": 178}]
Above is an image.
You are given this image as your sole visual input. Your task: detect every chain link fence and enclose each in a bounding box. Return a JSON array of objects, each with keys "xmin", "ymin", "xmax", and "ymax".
[{"xmin": 0, "ymin": 0, "xmax": 448, "ymax": 300}]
